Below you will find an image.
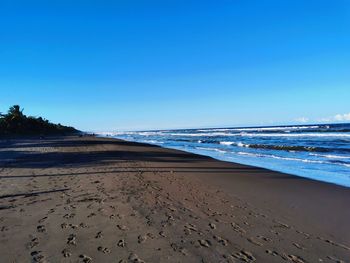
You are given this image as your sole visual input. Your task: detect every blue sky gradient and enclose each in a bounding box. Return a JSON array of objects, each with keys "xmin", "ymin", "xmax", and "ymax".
[{"xmin": 0, "ymin": 1, "xmax": 349, "ymax": 131}]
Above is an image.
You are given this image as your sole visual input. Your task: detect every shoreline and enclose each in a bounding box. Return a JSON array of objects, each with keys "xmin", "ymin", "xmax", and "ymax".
[
  {"xmin": 103, "ymin": 123, "xmax": 350, "ymax": 188},
  {"xmin": 0, "ymin": 135, "xmax": 349, "ymax": 262},
  {"xmin": 101, "ymin": 135, "xmax": 350, "ymax": 189}
]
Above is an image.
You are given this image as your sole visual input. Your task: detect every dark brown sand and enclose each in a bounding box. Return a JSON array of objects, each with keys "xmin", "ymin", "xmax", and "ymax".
[{"xmin": 0, "ymin": 136, "xmax": 349, "ymax": 262}]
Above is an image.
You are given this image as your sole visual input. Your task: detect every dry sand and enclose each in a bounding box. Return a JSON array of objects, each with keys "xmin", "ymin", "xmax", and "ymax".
[{"xmin": 0, "ymin": 136, "xmax": 349, "ymax": 262}]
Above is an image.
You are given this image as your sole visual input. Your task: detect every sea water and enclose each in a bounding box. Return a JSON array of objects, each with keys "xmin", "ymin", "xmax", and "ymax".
[{"xmin": 98, "ymin": 123, "xmax": 350, "ymax": 187}]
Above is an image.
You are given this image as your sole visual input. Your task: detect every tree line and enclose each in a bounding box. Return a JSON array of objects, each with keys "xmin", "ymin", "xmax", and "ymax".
[{"xmin": 0, "ymin": 105, "xmax": 78, "ymax": 136}]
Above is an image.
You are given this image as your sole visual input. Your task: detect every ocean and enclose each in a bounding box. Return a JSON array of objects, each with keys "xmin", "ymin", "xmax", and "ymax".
[{"xmin": 98, "ymin": 123, "xmax": 350, "ymax": 187}]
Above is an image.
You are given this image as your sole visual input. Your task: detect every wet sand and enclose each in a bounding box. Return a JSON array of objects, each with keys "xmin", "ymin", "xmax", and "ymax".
[{"xmin": 0, "ymin": 136, "xmax": 349, "ymax": 262}]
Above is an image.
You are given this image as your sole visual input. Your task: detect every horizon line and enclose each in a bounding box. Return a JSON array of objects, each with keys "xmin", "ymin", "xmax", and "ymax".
[{"xmin": 89, "ymin": 121, "xmax": 350, "ymax": 133}]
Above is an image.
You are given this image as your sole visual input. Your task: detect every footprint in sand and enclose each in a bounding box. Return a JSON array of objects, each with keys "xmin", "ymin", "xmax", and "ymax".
[
  {"xmin": 38, "ymin": 217, "xmax": 48, "ymax": 223},
  {"xmin": 128, "ymin": 253, "xmax": 145, "ymax": 263},
  {"xmin": 37, "ymin": 225, "xmax": 46, "ymax": 233},
  {"xmin": 265, "ymin": 250, "xmax": 279, "ymax": 256},
  {"xmin": 61, "ymin": 223, "xmax": 68, "ymax": 229},
  {"xmin": 87, "ymin": 212, "xmax": 96, "ymax": 218},
  {"xmin": 48, "ymin": 208, "xmax": 55, "ymax": 214},
  {"xmin": 327, "ymin": 255, "xmax": 346, "ymax": 263},
  {"xmin": 159, "ymin": 231, "xmax": 167, "ymax": 237},
  {"xmin": 67, "ymin": 234, "xmax": 77, "ymax": 245},
  {"xmin": 27, "ymin": 237, "xmax": 39, "ymax": 249},
  {"xmin": 79, "ymin": 254, "xmax": 93, "ymax": 263},
  {"xmin": 95, "ymin": 231, "xmax": 103, "ymax": 239},
  {"xmin": 257, "ymin": 235, "xmax": 271, "ymax": 242},
  {"xmin": 69, "ymin": 223, "xmax": 79, "ymax": 229},
  {"xmin": 63, "ymin": 213, "xmax": 75, "ymax": 219},
  {"xmin": 208, "ymin": 223, "xmax": 216, "ymax": 229},
  {"xmin": 117, "ymin": 224, "xmax": 128, "ymax": 231},
  {"xmin": 296, "ymin": 230, "xmax": 310, "ymax": 238},
  {"xmin": 213, "ymin": 235, "xmax": 228, "ymax": 246},
  {"xmin": 97, "ymin": 246, "xmax": 110, "ymax": 253},
  {"xmin": 117, "ymin": 239, "xmax": 126, "ymax": 247},
  {"xmin": 147, "ymin": 232, "xmax": 155, "ymax": 239},
  {"xmin": 231, "ymin": 222, "xmax": 246, "ymax": 234},
  {"xmin": 170, "ymin": 243, "xmax": 188, "ymax": 255},
  {"xmin": 281, "ymin": 253, "xmax": 305, "ymax": 263},
  {"xmin": 79, "ymin": 222, "xmax": 89, "ymax": 228},
  {"xmin": 198, "ymin": 239, "xmax": 211, "ymax": 248},
  {"xmin": 293, "ymin": 243, "xmax": 305, "ymax": 250},
  {"xmin": 138, "ymin": 235, "xmax": 147, "ymax": 244},
  {"xmin": 247, "ymin": 237, "xmax": 263, "ymax": 246},
  {"xmin": 184, "ymin": 224, "xmax": 198, "ymax": 235},
  {"xmin": 1, "ymin": 226, "xmax": 9, "ymax": 232},
  {"xmin": 61, "ymin": 248, "xmax": 71, "ymax": 257},
  {"xmin": 274, "ymin": 221, "xmax": 290, "ymax": 229},
  {"xmin": 168, "ymin": 206, "xmax": 177, "ymax": 212},
  {"xmin": 233, "ymin": 250, "xmax": 256, "ymax": 262},
  {"xmin": 318, "ymin": 236, "xmax": 350, "ymax": 251},
  {"xmin": 31, "ymin": 250, "xmax": 46, "ymax": 263}
]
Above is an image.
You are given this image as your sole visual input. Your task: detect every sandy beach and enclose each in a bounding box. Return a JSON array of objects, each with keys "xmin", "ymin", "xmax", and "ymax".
[{"xmin": 0, "ymin": 135, "xmax": 349, "ymax": 263}]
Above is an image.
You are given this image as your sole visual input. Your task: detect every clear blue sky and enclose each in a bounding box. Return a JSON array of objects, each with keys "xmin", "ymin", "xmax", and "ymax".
[{"xmin": 0, "ymin": 1, "xmax": 349, "ymax": 131}]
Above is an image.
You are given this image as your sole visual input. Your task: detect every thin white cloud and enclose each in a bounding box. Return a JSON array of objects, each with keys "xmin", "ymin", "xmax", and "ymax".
[
  {"xmin": 317, "ymin": 113, "xmax": 350, "ymax": 123},
  {"xmin": 334, "ymin": 113, "xmax": 350, "ymax": 121},
  {"xmin": 295, "ymin": 117, "xmax": 309, "ymax": 123}
]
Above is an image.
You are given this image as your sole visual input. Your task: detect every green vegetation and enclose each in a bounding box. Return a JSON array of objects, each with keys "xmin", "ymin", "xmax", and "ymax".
[{"xmin": 0, "ymin": 105, "xmax": 78, "ymax": 136}]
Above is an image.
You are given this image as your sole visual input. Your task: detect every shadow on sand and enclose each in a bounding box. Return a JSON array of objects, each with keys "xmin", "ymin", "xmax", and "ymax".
[
  {"xmin": 0, "ymin": 188, "xmax": 69, "ymax": 200},
  {"xmin": 0, "ymin": 138, "xmax": 305, "ymax": 182}
]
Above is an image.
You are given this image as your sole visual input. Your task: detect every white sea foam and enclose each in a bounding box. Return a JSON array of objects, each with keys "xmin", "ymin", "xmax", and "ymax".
[
  {"xmin": 219, "ymin": 141, "xmax": 250, "ymax": 147},
  {"xmin": 198, "ymin": 126, "xmax": 321, "ymax": 132},
  {"xmin": 237, "ymin": 142, "xmax": 249, "ymax": 147},
  {"xmin": 196, "ymin": 147, "xmax": 227, "ymax": 153},
  {"xmin": 142, "ymin": 140, "xmax": 163, "ymax": 144},
  {"xmin": 97, "ymin": 131, "xmax": 139, "ymax": 136},
  {"xmin": 144, "ymin": 132, "xmax": 350, "ymax": 138},
  {"xmin": 237, "ymin": 152, "xmax": 325, "ymax": 164},
  {"xmin": 236, "ymin": 151, "xmax": 350, "ymax": 168},
  {"xmin": 239, "ymin": 133, "xmax": 350, "ymax": 138},
  {"xmin": 309, "ymin": 153, "xmax": 350, "ymax": 159},
  {"xmin": 231, "ymin": 125, "xmax": 320, "ymax": 132},
  {"xmin": 197, "ymin": 128, "xmax": 233, "ymax": 132},
  {"xmin": 220, "ymin": 141, "xmax": 235, "ymax": 145},
  {"xmin": 168, "ymin": 132, "xmax": 230, "ymax": 137}
]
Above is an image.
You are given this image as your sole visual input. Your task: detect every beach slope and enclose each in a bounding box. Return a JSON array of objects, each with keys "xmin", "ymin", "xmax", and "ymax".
[{"xmin": 0, "ymin": 136, "xmax": 349, "ymax": 262}]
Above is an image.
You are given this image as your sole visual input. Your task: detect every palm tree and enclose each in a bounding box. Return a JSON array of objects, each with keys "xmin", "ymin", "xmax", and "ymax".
[{"xmin": 8, "ymin": 105, "xmax": 24, "ymax": 119}]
